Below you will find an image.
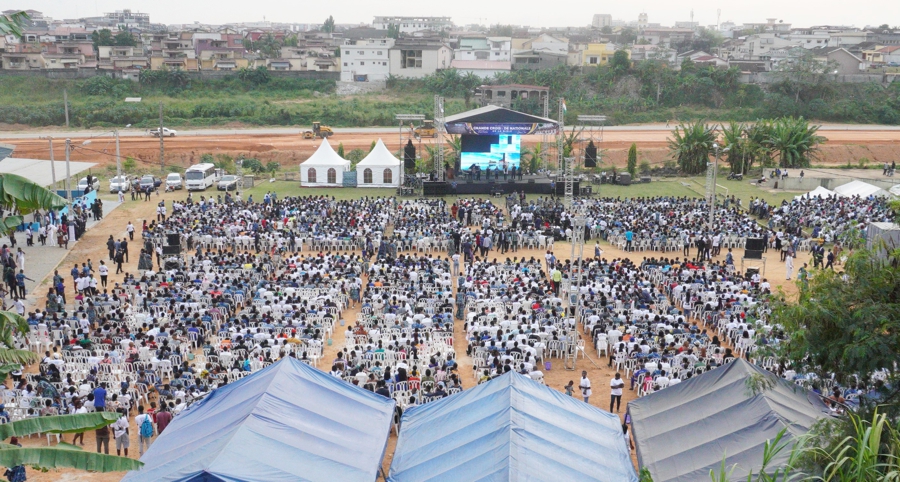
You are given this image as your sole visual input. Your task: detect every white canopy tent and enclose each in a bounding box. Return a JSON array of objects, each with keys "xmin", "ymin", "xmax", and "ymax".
[
  {"xmin": 889, "ymin": 184, "xmax": 900, "ymax": 197},
  {"xmin": 832, "ymin": 180, "xmax": 890, "ymax": 198},
  {"xmin": 0, "ymin": 158, "xmax": 97, "ymax": 187},
  {"xmin": 356, "ymin": 139, "xmax": 401, "ymax": 188},
  {"xmin": 794, "ymin": 185, "xmax": 837, "ymax": 200},
  {"xmin": 300, "ymin": 139, "xmax": 350, "ymax": 187}
]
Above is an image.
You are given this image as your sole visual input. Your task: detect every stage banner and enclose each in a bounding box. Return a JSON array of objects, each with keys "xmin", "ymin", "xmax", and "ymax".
[{"xmin": 445, "ymin": 122, "xmax": 558, "ymax": 136}]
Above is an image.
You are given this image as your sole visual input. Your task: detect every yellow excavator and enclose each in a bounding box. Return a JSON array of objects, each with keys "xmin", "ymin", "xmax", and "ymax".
[
  {"xmin": 414, "ymin": 120, "xmax": 436, "ymax": 138},
  {"xmin": 302, "ymin": 122, "xmax": 334, "ymax": 139}
]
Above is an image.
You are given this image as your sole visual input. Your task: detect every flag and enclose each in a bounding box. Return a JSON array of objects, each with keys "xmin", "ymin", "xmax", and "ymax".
[{"xmin": 561, "ymin": 99, "xmax": 567, "ymax": 113}]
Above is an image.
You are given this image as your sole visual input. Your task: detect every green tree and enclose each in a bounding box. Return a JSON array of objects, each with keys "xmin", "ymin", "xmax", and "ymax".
[
  {"xmin": 237, "ymin": 66, "xmax": 271, "ymax": 86},
  {"xmin": 91, "ymin": 28, "xmax": 115, "ymax": 52},
  {"xmin": 627, "ymin": 143, "xmax": 638, "ymax": 177},
  {"xmin": 337, "ymin": 142, "xmax": 345, "ymax": 158},
  {"xmin": 113, "ymin": 30, "xmax": 137, "ymax": 47},
  {"xmin": 322, "ymin": 15, "xmax": 335, "ymax": 34},
  {"xmin": 600, "ymin": 26, "xmax": 612, "ymax": 35},
  {"xmin": 609, "ymin": 50, "xmax": 631, "ymax": 76},
  {"xmin": 266, "ymin": 161, "xmax": 281, "ymax": 174},
  {"xmin": 369, "ymin": 140, "xmax": 377, "ymax": 153},
  {"xmin": 765, "ymin": 116, "xmax": 823, "ymax": 168},
  {"xmin": 720, "ymin": 121, "xmax": 748, "ymax": 173},
  {"xmin": 769, "ymin": 238, "xmax": 900, "ymax": 417},
  {"xmin": 239, "ymin": 158, "xmax": 264, "ymax": 174},
  {"xmin": 667, "ymin": 121, "xmax": 717, "ymax": 175},
  {"xmin": 386, "ymin": 24, "xmax": 400, "ymax": 39}
]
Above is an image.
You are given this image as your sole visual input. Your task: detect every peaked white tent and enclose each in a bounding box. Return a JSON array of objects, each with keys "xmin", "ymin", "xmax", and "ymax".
[
  {"xmin": 356, "ymin": 139, "xmax": 401, "ymax": 187},
  {"xmin": 889, "ymin": 184, "xmax": 900, "ymax": 197},
  {"xmin": 300, "ymin": 139, "xmax": 350, "ymax": 187},
  {"xmin": 832, "ymin": 180, "xmax": 890, "ymax": 198},
  {"xmin": 794, "ymin": 185, "xmax": 836, "ymax": 200}
]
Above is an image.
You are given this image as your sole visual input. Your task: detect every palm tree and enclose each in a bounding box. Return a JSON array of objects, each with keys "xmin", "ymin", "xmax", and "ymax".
[
  {"xmin": 524, "ymin": 142, "xmax": 544, "ymax": 174},
  {"xmin": 0, "ymin": 413, "xmax": 142, "ymax": 472},
  {"xmin": 667, "ymin": 121, "xmax": 718, "ymax": 175},
  {"xmin": 720, "ymin": 121, "xmax": 747, "ymax": 174},
  {"xmin": 766, "ymin": 117, "xmax": 824, "ymax": 168}
]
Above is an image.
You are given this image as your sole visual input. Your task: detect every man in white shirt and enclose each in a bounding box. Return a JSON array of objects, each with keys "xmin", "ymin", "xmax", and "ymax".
[
  {"xmin": 579, "ymin": 371, "xmax": 592, "ymax": 403},
  {"xmin": 113, "ymin": 409, "xmax": 130, "ymax": 456},
  {"xmin": 610, "ymin": 372, "xmax": 625, "ymax": 412},
  {"xmin": 134, "ymin": 405, "xmax": 154, "ymax": 456}
]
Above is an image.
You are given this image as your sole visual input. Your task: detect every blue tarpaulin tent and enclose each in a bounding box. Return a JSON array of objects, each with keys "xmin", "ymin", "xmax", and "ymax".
[
  {"xmin": 121, "ymin": 357, "xmax": 395, "ymax": 482},
  {"xmin": 388, "ymin": 371, "xmax": 637, "ymax": 482}
]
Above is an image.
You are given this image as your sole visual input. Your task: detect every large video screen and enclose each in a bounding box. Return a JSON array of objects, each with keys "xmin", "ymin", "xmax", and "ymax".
[{"xmin": 460, "ymin": 134, "xmax": 521, "ymax": 171}]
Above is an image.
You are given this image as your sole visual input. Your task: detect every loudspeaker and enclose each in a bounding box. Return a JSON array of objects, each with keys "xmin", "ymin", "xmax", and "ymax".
[
  {"xmin": 617, "ymin": 173, "xmax": 632, "ymax": 186},
  {"xmin": 423, "ymin": 181, "xmax": 449, "ymax": 196},
  {"xmin": 166, "ymin": 233, "xmax": 180, "ymax": 246},
  {"xmin": 745, "ymin": 238, "xmax": 765, "ymax": 251},
  {"xmin": 162, "ymin": 245, "xmax": 181, "ymax": 255},
  {"xmin": 554, "ymin": 181, "xmax": 580, "ymax": 196},
  {"xmin": 584, "ymin": 140, "xmax": 597, "ymax": 168},
  {"xmin": 404, "ymin": 140, "xmax": 416, "ymax": 169},
  {"xmin": 744, "ymin": 249, "xmax": 763, "ymax": 260}
]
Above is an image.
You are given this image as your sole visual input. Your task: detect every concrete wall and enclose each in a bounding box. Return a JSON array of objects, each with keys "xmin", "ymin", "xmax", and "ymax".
[
  {"xmin": 740, "ymin": 71, "xmax": 898, "ymax": 84},
  {"xmin": 0, "ymin": 68, "xmax": 339, "ymax": 81},
  {"xmin": 762, "ymin": 168, "xmax": 900, "ymax": 192}
]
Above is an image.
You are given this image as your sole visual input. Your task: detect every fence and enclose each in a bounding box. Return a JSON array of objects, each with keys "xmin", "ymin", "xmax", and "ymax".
[{"xmin": 0, "ymin": 69, "xmax": 340, "ymax": 81}]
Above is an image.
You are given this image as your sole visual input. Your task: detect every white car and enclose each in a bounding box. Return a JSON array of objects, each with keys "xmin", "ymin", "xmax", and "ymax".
[
  {"xmin": 109, "ymin": 175, "xmax": 131, "ymax": 193},
  {"xmin": 166, "ymin": 172, "xmax": 183, "ymax": 190},
  {"xmin": 217, "ymin": 175, "xmax": 239, "ymax": 191},
  {"xmin": 77, "ymin": 176, "xmax": 100, "ymax": 192},
  {"xmin": 149, "ymin": 127, "xmax": 177, "ymax": 137}
]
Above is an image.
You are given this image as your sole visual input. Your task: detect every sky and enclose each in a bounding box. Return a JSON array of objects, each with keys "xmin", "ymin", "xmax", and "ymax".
[{"xmin": 13, "ymin": 0, "xmax": 899, "ymax": 29}]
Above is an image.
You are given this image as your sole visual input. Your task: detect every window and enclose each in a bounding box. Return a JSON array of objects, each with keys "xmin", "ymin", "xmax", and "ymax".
[
  {"xmin": 345, "ymin": 50, "xmax": 349, "ymax": 55},
  {"xmin": 363, "ymin": 168, "xmax": 373, "ymax": 184},
  {"xmin": 401, "ymin": 50, "xmax": 423, "ymax": 68},
  {"xmin": 307, "ymin": 168, "xmax": 316, "ymax": 183},
  {"xmin": 377, "ymin": 51, "xmax": 382, "ymax": 55},
  {"xmin": 343, "ymin": 62, "xmax": 348, "ymax": 66},
  {"xmin": 383, "ymin": 168, "xmax": 393, "ymax": 184},
  {"xmin": 589, "ymin": 56, "xmax": 598, "ymax": 64},
  {"xmin": 327, "ymin": 168, "xmax": 337, "ymax": 184},
  {"xmin": 360, "ymin": 61, "xmax": 365, "ymax": 65},
  {"xmin": 383, "ymin": 62, "xmax": 387, "ymax": 66}
]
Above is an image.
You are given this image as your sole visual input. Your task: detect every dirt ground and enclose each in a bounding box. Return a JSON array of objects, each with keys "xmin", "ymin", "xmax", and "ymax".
[
  {"xmin": 3, "ymin": 128, "xmax": 900, "ymax": 174},
  {"xmin": 9, "ymin": 187, "xmax": 812, "ymax": 481}
]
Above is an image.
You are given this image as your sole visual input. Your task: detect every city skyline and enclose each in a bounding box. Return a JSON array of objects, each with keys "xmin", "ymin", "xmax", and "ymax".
[{"xmin": 10, "ymin": 0, "xmax": 899, "ymax": 29}]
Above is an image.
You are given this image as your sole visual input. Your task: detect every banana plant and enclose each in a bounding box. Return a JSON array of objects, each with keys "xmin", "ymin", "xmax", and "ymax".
[
  {"xmin": 0, "ymin": 173, "xmax": 67, "ymax": 234},
  {"xmin": 0, "ymin": 413, "xmax": 143, "ymax": 472}
]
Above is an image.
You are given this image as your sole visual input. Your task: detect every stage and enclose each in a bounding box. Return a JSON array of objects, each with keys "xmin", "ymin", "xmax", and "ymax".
[{"xmin": 422, "ymin": 174, "xmax": 585, "ymax": 196}]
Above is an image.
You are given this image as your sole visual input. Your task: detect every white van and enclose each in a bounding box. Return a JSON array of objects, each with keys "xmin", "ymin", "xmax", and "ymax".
[{"xmin": 166, "ymin": 172, "xmax": 183, "ymax": 190}]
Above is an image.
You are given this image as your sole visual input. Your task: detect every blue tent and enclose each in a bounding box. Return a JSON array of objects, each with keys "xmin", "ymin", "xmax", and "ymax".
[
  {"xmin": 122, "ymin": 357, "xmax": 395, "ymax": 482},
  {"xmin": 388, "ymin": 372, "xmax": 637, "ymax": 482}
]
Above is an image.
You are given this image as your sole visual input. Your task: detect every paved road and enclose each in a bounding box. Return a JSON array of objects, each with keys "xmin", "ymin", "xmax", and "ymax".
[{"xmin": 3, "ymin": 123, "xmax": 900, "ymax": 140}]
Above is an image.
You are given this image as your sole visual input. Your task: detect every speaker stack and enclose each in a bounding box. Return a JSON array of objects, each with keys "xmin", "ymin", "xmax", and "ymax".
[
  {"xmin": 744, "ymin": 237, "xmax": 764, "ymax": 259},
  {"xmin": 404, "ymin": 140, "xmax": 416, "ymax": 169},
  {"xmin": 584, "ymin": 141, "xmax": 597, "ymax": 168},
  {"xmin": 163, "ymin": 232, "xmax": 182, "ymax": 256}
]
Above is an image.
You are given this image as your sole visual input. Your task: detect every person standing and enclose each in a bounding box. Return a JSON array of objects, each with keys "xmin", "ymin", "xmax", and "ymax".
[
  {"xmin": 155, "ymin": 405, "xmax": 173, "ymax": 435},
  {"xmin": 14, "ymin": 270, "xmax": 33, "ymax": 300},
  {"xmin": 785, "ymin": 251, "xmax": 794, "ymax": 280},
  {"xmin": 93, "ymin": 382, "xmax": 107, "ymax": 412},
  {"xmin": 126, "ymin": 221, "xmax": 135, "ymax": 241},
  {"xmin": 107, "ymin": 235, "xmax": 115, "ymax": 260},
  {"xmin": 579, "ymin": 371, "xmax": 592, "ymax": 403},
  {"xmin": 113, "ymin": 408, "xmax": 129, "ymax": 457},
  {"xmin": 15, "ymin": 248, "xmax": 24, "ymax": 274},
  {"xmin": 98, "ymin": 261, "xmax": 108, "ymax": 288},
  {"xmin": 121, "ymin": 238, "xmax": 129, "ymax": 263},
  {"xmin": 114, "ymin": 249, "xmax": 124, "ymax": 275},
  {"xmin": 95, "ymin": 419, "xmax": 111, "ymax": 455},
  {"xmin": 135, "ymin": 405, "xmax": 154, "ymax": 456},
  {"xmin": 610, "ymin": 372, "xmax": 625, "ymax": 413}
]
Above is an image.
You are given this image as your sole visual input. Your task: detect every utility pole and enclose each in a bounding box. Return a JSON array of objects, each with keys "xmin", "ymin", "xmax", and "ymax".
[
  {"xmin": 45, "ymin": 137, "xmax": 57, "ymax": 188},
  {"xmin": 64, "ymin": 138, "xmax": 72, "ymax": 211},
  {"xmin": 159, "ymin": 101, "xmax": 165, "ymax": 174},
  {"xmin": 115, "ymin": 129, "xmax": 122, "ymax": 182},
  {"xmin": 63, "ymin": 89, "xmax": 70, "ymax": 128}
]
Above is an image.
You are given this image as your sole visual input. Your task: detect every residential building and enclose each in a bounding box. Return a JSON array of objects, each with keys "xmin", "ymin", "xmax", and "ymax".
[
  {"xmin": 877, "ymin": 45, "xmax": 900, "ymax": 65},
  {"xmin": 629, "ymin": 44, "xmax": 677, "ymax": 63},
  {"xmin": 512, "ymin": 49, "xmax": 568, "ymax": 70},
  {"xmin": 373, "ymin": 16, "xmax": 452, "ymax": 34},
  {"xmin": 449, "ymin": 59, "xmax": 511, "ymax": 78},
  {"xmin": 638, "ymin": 28, "xmax": 695, "ymax": 48},
  {"xmin": 340, "ymin": 38, "xmax": 394, "ymax": 82},
  {"xmin": 521, "ymin": 33, "xmax": 568, "ymax": 54},
  {"xmin": 592, "ymin": 14, "xmax": 612, "ymax": 29},
  {"xmin": 474, "ymin": 84, "xmax": 549, "ymax": 108},
  {"xmin": 98, "ymin": 45, "xmax": 149, "ymax": 70},
  {"xmin": 388, "ymin": 38, "xmax": 452, "ymax": 78},
  {"xmin": 150, "ymin": 32, "xmax": 198, "ymax": 70},
  {"xmin": 638, "ymin": 13, "xmax": 649, "ymax": 29},
  {"xmin": 577, "ymin": 43, "xmax": 623, "ymax": 66},
  {"xmin": 808, "ymin": 46, "xmax": 866, "ymax": 74},
  {"xmin": 195, "ymin": 33, "xmax": 247, "ymax": 71},
  {"xmin": 103, "ymin": 9, "xmax": 150, "ymax": 29},
  {"xmin": 783, "ymin": 29, "xmax": 832, "ymax": 49},
  {"xmin": 454, "ymin": 36, "xmax": 511, "ymax": 61},
  {"xmin": 730, "ymin": 33, "xmax": 797, "ymax": 60}
]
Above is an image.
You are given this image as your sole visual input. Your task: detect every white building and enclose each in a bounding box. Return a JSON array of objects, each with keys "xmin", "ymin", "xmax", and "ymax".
[
  {"xmin": 388, "ymin": 39, "xmax": 452, "ymax": 78},
  {"xmin": 373, "ymin": 16, "xmax": 452, "ymax": 34},
  {"xmin": 592, "ymin": 14, "xmax": 612, "ymax": 29},
  {"xmin": 340, "ymin": 38, "xmax": 395, "ymax": 82},
  {"xmin": 454, "ymin": 36, "xmax": 511, "ymax": 62}
]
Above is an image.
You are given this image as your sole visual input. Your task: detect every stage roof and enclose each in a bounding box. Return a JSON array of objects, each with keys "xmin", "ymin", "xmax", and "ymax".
[
  {"xmin": 444, "ymin": 105, "xmax": 558, "ymax": 125},
  {"xmin": 0, "ymin": 158, "xmax": 97, "ymax": 187}
]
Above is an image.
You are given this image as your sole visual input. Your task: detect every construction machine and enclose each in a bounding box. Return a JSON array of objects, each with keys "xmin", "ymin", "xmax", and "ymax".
[
  {"xmin": 414, "ymin": 120, "xmax": 436, "ymax": 138},
  {"xmin": 302, "ymin": 122, "xmax": 334, "ymax": 139}
]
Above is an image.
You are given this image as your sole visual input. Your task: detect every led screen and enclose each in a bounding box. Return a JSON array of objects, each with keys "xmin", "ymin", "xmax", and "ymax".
[{"xmin": 460, "ymin": 135, "xmax": 521, "ymax": 171}]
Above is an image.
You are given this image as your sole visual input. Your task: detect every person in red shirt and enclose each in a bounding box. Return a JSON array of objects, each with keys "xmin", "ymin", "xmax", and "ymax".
[{"xmin": 155, "ymin": 405, "xmax": 173, "ymax": 434}]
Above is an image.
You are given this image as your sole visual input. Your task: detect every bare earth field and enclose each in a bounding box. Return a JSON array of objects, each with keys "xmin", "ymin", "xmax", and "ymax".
[{"xmin": 2, "ymin": 127, "xmax": 900, "ymax": 174}]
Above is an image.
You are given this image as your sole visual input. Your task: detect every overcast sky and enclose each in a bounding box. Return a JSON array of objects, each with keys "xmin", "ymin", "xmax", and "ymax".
[{"xmin": 16, "ymin": 0, "xmax": 898, "ymax": 29}]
